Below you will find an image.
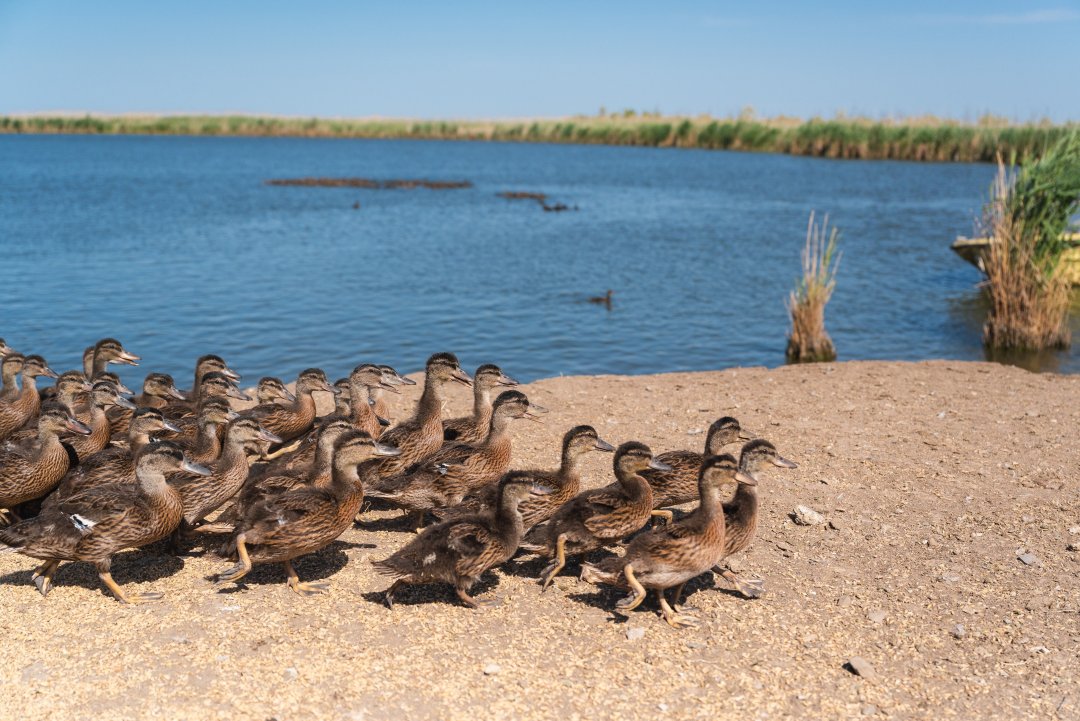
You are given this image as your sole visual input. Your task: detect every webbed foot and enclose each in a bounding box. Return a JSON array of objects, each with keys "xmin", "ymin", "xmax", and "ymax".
[{"xmin": 288, "ymin": 579, "xmax": 330, "ymax": 597}]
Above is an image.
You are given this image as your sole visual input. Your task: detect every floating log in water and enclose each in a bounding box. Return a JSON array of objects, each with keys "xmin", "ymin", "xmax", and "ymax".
[
  {"xmin": 498, "ymin": 190, "xmax": 577, "ymax": 212},
  {"xmin": 267, "ymin": 178, "xmax": 473, "ymax": 190}
]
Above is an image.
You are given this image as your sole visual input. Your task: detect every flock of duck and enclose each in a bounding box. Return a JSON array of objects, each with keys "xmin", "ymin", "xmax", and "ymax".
[{"xmin": 0, "ymin": 337, "xmax": 796, "ymax": 628}]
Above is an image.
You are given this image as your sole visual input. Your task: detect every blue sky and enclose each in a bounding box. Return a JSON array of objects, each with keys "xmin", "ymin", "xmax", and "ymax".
[{"xmin": 0, "ymin": 0, "xmax": 1077, "ymax": 120}]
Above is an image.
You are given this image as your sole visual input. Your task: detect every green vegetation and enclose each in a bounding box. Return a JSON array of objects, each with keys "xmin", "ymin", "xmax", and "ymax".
[
  {"xmin": 786, "ymin": 212, "xmax": 840, "ymax": 364},
  {"xmin": 2, "ymin": 113, "xmax": 1075, "ymax": 163},
  {"xmin": 981, "ymin": 132, "xmax": 1080, "ymax": 350}
]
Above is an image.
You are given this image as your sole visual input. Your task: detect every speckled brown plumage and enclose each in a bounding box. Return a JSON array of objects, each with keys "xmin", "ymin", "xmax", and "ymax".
[
  {"xmin": 0, "ymin": 352, "xmax": 25, "ymax": 402},
  {"xmin": 69, "ymin": 382, "xmax": 134, "ymax": 461},
  {"xmin": 442, "ymin": 364, "xmax": 518, "ymax": 444},
  {"xmin": 108, "ymin": 372, "xmax": 184, "ymax": 437},
  {"xmin": 640, "ymin": 417, "xmax": 748, "ymax": 507},
  {"xmin": 246, "ymin": 368, "xmax": 335, "ymax": 443},
  {"xmin": 0, "ymin": 356, "xmax": 57, "ymax": 441},
  {"xmin": 0, "ymin": 403, "xmax": 90, "ymax": 510}
]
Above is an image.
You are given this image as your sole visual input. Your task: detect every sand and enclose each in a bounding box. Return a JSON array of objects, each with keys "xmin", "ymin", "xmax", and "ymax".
[{"xmin": 0, "ymin": 360, "xmax": 1077, "ymax": 720}]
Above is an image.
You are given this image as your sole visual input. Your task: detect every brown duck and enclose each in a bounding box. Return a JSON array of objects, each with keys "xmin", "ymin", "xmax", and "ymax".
[
  {"xmin": 369, "ymin": 353, "xmax": 472, "ymax": 487},
  {"xmin": 374, "ymin": 472, "xmax": 551, "ymax": 608},
  {"xmin": 0, "ymin": 355, "xmax": 59, "ymax": 441},
  {"xmin": 436, "ymin": 425, "xmax": 614, "ymax": 533},
  {"xmin": 0, "ymin": 441, "xmax": 209, "ymax": 602},
  {"xmin": 537, "ymin": 441, "xmax": 668, "ymax": 590},
  {"xmin": 108, "ymin": 372, "xmax": 185, "ymax": 437},
  {"xmin": 214, "ymin": 430, "xmax": 400, "ymax": 595},
  {"xmin": 5, "ymin": 372, "xmax": 93, "ymax": 443},
  {"xmin": 0, "ymin": 403, "xmax": 92, "ymax": 521},
  {"xmin": 442, "ymin": 364, "xmax": 519, "ymax": 443},
  {"xmin": 69, "ymin": 381, "xmax": 136, "ymax": 461},
  {"xmin": 368, "ymin": 391, "xmax": 544, "ymax": 524},
  {"xmin": 171, "ymin": 397, "xmax": 238, "ymax": 464},
  {"xmin": 0, "ymin": 352, "xmax": 25, "ymax": 401},
  {"xmin": 580, "ymin": 454, "xmax": 746, "ymax": 627},
  {"xmin": 245, "ymin": 368, "xmax": 337, "ymax": 443},
  {"xmin": 81, "ymin": 338, "xmax": 140, "ymax": 379},
  {"xmin": 255, "ymin": 377, "xmax": 296, "ymax": 406},
  {"xmin": 180, "ymin": 354, "xmax": 241, "ymax": 406}
]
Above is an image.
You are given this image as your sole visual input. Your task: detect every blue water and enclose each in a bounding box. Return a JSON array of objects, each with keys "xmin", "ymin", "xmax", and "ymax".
[{"xmin": 1, "ymin": 135, "xmax": 1075, "ymax": 386}]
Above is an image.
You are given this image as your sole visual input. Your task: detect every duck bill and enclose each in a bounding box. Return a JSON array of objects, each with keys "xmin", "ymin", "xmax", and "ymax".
[
  {"xmin": 225, "ymin": 409, "xmax": 240, "ymax": 421},
  {"xmin": 737, "ymin": 429, "xmax": 755, "ymax": 441},
  {"xmin": 114, "ymin": 381, "xmax": 134, "ymax": 395},
  {"xmin": 734, "ymin": 470, "xmax": 759, "ymax": 486},
  {"xmin": 523, "ymin": 403, "xmax": 549, "ymax": 422},
  {"xmin": 593, "ymin": 438, "xmax": 615, "ymax": 452},
  {"xmin": 65, "ymin": 417, "xmax": 93, "ymax": 435},
  {"xmin": 451, "ymin": 369, "xmax": 473, "ymax": 387},
  {"xmin": 322, "ymin": 381, "xmax": 341, "ymax": 395},
  {"xmin": 258, "ymin": 427, "xmax": 284, "ymax": 444},
  {"xmin": 498, "ymin": 373, "xmax": 520, "ymax": 387},
  {"xmin": 226, "ymin": 386, "xmax": 252, "ymax": 401},
  {"xmin": 529, "ymin": 483, "xmax": 554, "ymax": 496},
  {"xmin": 647, "ymin": 458, "xmax": 673, "ymax": 472},
  {"xmin": 181, "ymin": 459, "xmax": 212, "ymax": 476},
  {"xmin": 281, "ymin": 388, "xmax": 297, "ymax": 403},
  {"xmin": 391, "ymin": 372, "xmax": 416, "ymax": 386},
  {"xmin": 41, "ymin": 366, "xmax": 59, "ymax": 379},
  {"xmin": 114, "ymin": 396, "xmax": 137, "ymax": 410},
  {"xmin": 377, "ymin": 414, "xmax": 391, "ymax": 427},
  {"xmin": 115, "ymin": 351, "xmax": 140, "ymax": 366},
  {"xmin": 772, "ymin": 455, "xmax": 798, "ymax": 469},
  {"xmin": 167, "ymin": 386, "xmax": 187, "ymax": 401},
  {"xmin": 162, "ymin": 420, "xmax": 183, "ymax": 433},
  {"xmin": 378, "ymin": 379, "xmax": 403, "ymax": 395},
  {"xmin": 222, "ymin": 367, "xmax": 242, "ymax": 382},
  {"xmin": 373, "ymin": 442, "xmax": 401, "ymax": 457}
]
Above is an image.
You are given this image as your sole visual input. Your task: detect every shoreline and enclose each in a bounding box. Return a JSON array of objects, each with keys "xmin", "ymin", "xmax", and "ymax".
[
  {"xmin": 2, "ymin": 359, "xmax": 1077, "ymax": 719},
  {"xmin": 2, "ymin": 114, "xmax": 1075, "ymax": 163}
]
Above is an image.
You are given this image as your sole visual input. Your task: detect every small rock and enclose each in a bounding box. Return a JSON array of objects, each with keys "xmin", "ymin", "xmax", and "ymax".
[
  {"xmin": 862, "ymin": 705, "xmax": 878, "ymax": 716},
  {"xmin": 1018, "ymin": 553, "xmax": 1041, "ymax": 566},
  {"xmin": 951, "ymin": 624, "xmax": 966, "ymax": 639},
  {"xmin": 483, "ymin": 662, "xmax": 501, "ymax": 675},
  {"xmin": 657, "ymin": 703, "xmax": 669, "ymax": 712},
  {"xmin": 283, "ymin": 667, "xmax": 298, "ymax": 681},
  {"xmin": 844, "ymin": 656, "xmax": 877, "ymax": 681},
  {"xmin": 940, "ymin": 573, "xmax": 961, "ymax": 583},
  {"xmin": 792, "ymin": 505, "xmax": 825, "ymax": 526},
  {"xmin": 837, "ymin": 595, "xmax": 855, "ymax": 607},
  {"xmin": 1031, "ymin": 646, "xmax": 1050, "ymax": 654},
  {"xmin": 626, "ymin": 627, "xmax": 646, "ymax": 642},
  {"xmin": 867, "ymin": 610, "xmax": 886, "ymax": 624},
  {"xmin": 726, "ymin": 556, "xmax": 745, "ymax": 572},
  {"xmin": 1021, "ymin": 514, "xmax": 1035, "ymax": 523},
  {"xmin": 686, "ymin": 640, "xmax": 705, "ymax": 650},
  {"xmin": 1068, "ymin": 525, "xmax": 1080, "ymax": 535},
  {"xmin": 686, "ymin": 428, "xmax": 703, "ymax": 435}
]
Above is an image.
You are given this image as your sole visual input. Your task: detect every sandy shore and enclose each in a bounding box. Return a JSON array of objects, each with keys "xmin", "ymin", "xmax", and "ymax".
[{"xmin": 1, "ymin": 360, "xmax": 1077, "ymax": 720}]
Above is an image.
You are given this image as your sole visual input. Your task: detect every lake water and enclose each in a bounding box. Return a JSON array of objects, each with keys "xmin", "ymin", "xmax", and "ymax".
[{"xmin": 1, "ymin": 135, "xmax": 1076, "ymax": 386}]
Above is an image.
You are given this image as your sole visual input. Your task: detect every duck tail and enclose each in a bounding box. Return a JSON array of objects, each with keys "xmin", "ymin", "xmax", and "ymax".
[
  {"xmin": 371, "ymin": 557, "xmax": 408, "ymax": 579},
  {"xmin": 580, "ymin": 558, "xmax": 624, "ymax": 587}
]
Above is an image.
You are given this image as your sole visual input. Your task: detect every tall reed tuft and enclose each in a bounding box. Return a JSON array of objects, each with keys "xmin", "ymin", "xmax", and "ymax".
[
  {"xmin": 981, "ymin": 132, "xmax": 1080, "ymax": 350},
  {"xmin": 786, "ymin": 212, "xmax": 841, "ymax": 363}
]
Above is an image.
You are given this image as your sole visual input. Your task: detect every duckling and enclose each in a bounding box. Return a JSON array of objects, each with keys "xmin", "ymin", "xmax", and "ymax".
[
  {"xmin": 69, "ymin": 381, "xmax": 136, "ymax": 461},
  {"xmin": 369, "ymin": 353, "xmax": 472, "ymax": 485},
  {"xmin": 4, "ymin": 372, "xmax": 93, "ymax": 444},
  {"xmin": 709, "ymin": 439, "xmax": 797, "ymax": 598},
  {"xmin": 369, "ymin": 391, "xmax": 545, "ymax": 525},
  {"xmin": 50, "ymin": 407, "xmax": 183, "ymax": 501},
  {"xmin": 641, "ymin": 417, "xmax": 752, "ymax": 517},
  {"xmin": 0, "ymin": 338, "xmax": 11, "ymax": 357},
  {"xmin": 0, "ymin": 352, "xmax": 25, "ymax": 401},
  {"xmin": 345, "ymin": 364, "xmax": 401, "ymax": 439},
  {"xmin": 245, "ymin": 368, "xmax": 337, "ymax": 444},
  {"xmin": 164, "ymin": 371, "xmax": 250, "ymax": 422},
  {"xmin": 537, "ymin": 442, "xmax": 668, "ymax": 590},
  {"xmin": 331, "ymin": 378, "xmax": 351, "ymax": 416},
  {"xmin": 374, "ymin": 472, "xmax": 551, "ymax": 608},
  {"xmin": 0, "ymin": 441, "xmax": 209, "ymax": 602},
  {"xmin": 247, "ymin": 416, "xmax": 355, "ymax": 488},
  {"xmin": 256, "ymin": 377, "xmax": 296, "ymax": 406},
  {"xmin": 580, "ymin": 454, "xmax": 747, "ymax": 627},
  {"xmin": 214, "ymin": 431, "xmax": 400, "ymax": 595},
  {"xmin": 182, "ymin": 354, "xmax": 241, "ymax": 405},
  {"xmin": 82, "ymin": 338, "xmax": 140, "ymax": 378},
  {"xmin": 0, "ymin": 356, "xmax": 59, "ymax": 441},
  {"xmin": 107, "ymin": 372, "xmax": 184, "ymax": 437},
  {"xmin": 0, "ymin": 403, "xmax": 92, "ymax": 520},
  {"xmin": 435, "ymin": 425, "xmax": 614, "ymax": 533},
  {"xmin": 443, "ymin": 364, "xmax": 519, "ymax": 443},
  {"xmin": 171, "ymin": 397, "xmax": 239, "ymax": 464},
  {"xmin": 170, "ymin": 417, "xmax": 281, "ymax": 544},
  {"xmin": 588, "ymin": 289, "xmax": 614, "ymax": 307}
]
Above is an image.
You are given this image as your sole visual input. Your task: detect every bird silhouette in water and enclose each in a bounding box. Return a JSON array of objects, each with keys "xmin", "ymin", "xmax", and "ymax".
[{"xmin": 588, "ymin": 290, "xmax": 614, "ymax": 309}]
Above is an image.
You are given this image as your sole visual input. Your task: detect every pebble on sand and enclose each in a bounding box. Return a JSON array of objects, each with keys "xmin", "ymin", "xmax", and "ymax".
[
  {"xmin": 1017, "ymin": 553, "xmax": 1041, "ymax": 566},
  {"xmin": 951, "ymin": 624, "xmax": 966, "ymax": 639},
  {"xmin": 844, "ymin": 656, "xmax": 877, "ymax": 681},
  {"xmin": 626, "ymin": 627, "xmax": 646, "ymax": 642},
  {"xmin": 793, "ymin": 505, "xmax": 826, "ymax": 526}
]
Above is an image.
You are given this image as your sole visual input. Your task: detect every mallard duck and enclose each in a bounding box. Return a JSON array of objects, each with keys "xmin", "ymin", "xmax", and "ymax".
[
  {"xmin": 164, "ymin": 371, "xmax": 250, "ymax": 422},
  {"xmin": 256, "ymin": 377, "xmax": 296, "ymax": 406},
  {"xmin": 245, "ymin": 416, "xmax": 355, "ymax": 491},
  {"xmin": 69, "ymin": 381, "xmax": 136, "ymax": 461},
  {"xmin": 5, "ymin": 372, "xmax": 94, "ymax": 443},
  {"xmin": 443, "ymin": 364, "xmax": 519, "ymax": 443},
  {"xmin": 108, "ymin": 372, "xmax": 185, "ymax": 437},
  {"xmin": 0, "ymin": 403, "xmax": 92, "ymax": 520},
  {"xmin": 435, "ymin": 425, "xmax": 614, "ymax": 533},
  {"xmin": 709, "ymin": 439, "xmax": 797, "ymax": 598},
  {"xmin": 0, "ymin": 352, "xmax": 25, "ymax": 401},
  {"xmin": 537, "ymin": 441, "xmax": 668, "ymax": 590},
  {"xmin": 172, "ymin": 397, "xmax": 238, "ymax": 463},
  {"xmin": 214, "ymin": 430, "xmax": 400, "ymax": 595},
  {"xmin": 369, "ymin": 353, "xmax": 472, "ymax": 486},
  {"xmin": 170, "ymin": 417, "xmax": 281, "ymax": 543},
  {"xmin": 374, "ymin": 472, "xmax": 551, "ymax": 608},
  {"xmin": 331, "ymin": 378, "xmax": 351, "ymax": 416},
  {"xmin": 49, "ymin": 407, "xmax": 183, "ymax": 501},
  {"xmin": 374, "ymin": 364, "xmax": 414, "ymax": 421},
  {"xmin": 0, "ymin": 339, "xmax": 11, "ymax": 358},
  {"xmin": 182, "ymin": 354, "xmax": 241, "ymax": 405},
  {"xmin": 580, "ymin": 454, "xmax": 747, "ymax": 627},
  {"xmin": 0, "ymin": 355, "xmax": 59, "ymax": 441},
  {"xmin": 245, "ymin": 368, "xmax": 337, "ymax": 443},
  {"xmin": 82, "ymin": 338, "xmax": 140, "ymax": 379},
  {"xmin": 343, "ymin": 364, "xmax": 400, "ymax": 439},
  {"xmin": 588, "ymin": 290, "xmax": 614, "ymax": 307},
  {"xmin": 641, "ymin": 416, "xmax": 752, "ymax": 515},
  {"xmin": 369, "ymin": 391, "xmax": 545, "ymax": 524},
  {"xmin": 0, "ymin": 441, "xmax": 209, "ymax": 602}
]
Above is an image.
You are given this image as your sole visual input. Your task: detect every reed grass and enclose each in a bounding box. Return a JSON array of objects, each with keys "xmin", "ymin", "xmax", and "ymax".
[
  {"xmin": 786, "ymin": 212, "xmax": 840, "ymax": 363},
  {"xmin": 981, "ymin": 132, "xmax": 1080, "ymax": 350},
  {"xmin": 1, "ymin": 113, "xmax": 1074, "ymax": 163}
]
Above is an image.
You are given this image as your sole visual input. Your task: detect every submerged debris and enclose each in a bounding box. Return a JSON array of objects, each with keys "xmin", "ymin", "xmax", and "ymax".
[{"xmin": 267, "ymin": 178, "xmax": 473, "ymax": 189}]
